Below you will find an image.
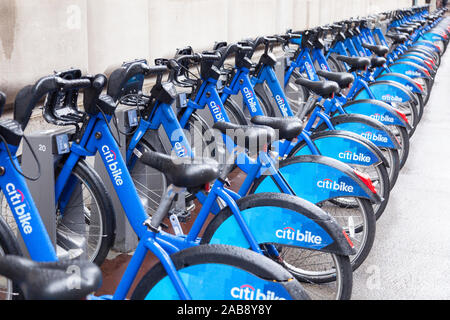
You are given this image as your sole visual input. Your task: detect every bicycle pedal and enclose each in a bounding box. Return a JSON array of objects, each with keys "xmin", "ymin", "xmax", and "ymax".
[{"xmin": 169, "ymin": 208, "xmax": 192, "ymax": 223}]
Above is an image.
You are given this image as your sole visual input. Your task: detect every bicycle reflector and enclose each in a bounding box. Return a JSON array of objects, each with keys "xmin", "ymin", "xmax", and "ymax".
[
  {"xmin": 353, "ymin": 169, "xmax": 377, "ymax": 194},
  {"xmin": 413, "ymin": 80, "xmax": 424, "ymax": 92},
  {"xmin": 342, "ymin": 230, "xmax": 354, "ymax": 248},
  {"xmin": 395, "ymin": 109, "xmax": 409, "ymax": 124}
]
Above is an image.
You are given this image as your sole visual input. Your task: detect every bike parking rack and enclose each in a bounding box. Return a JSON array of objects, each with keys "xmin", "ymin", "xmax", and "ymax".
[{"xmin": 22, "ymin": 127, "xmax": 87, "ymax": 260}]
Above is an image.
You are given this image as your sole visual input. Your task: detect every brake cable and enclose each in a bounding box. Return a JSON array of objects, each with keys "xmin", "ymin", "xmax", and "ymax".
[{"xmin": 0, "ymin": 134, "xmax": 41, "ymax": 181}]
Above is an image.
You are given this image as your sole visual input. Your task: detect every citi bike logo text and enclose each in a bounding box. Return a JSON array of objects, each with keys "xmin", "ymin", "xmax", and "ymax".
[
  {"xmin": 275, "ymin": 226, "xmax": 323, "ymax": 245},
  {"xmin": 5, "ymin": 183, "xmax": 32, "ymax": 234},
  {"xmin": 174, "ymin": 142, "xmax": 188, "ymax": 158},
  {"xmin": 304, "ymin": 62, "xmax": 314, "ymax": 78},
  {"xmin": 230, "ymin": 284, "xmax": 286, "ymax": 300},
  {"xmin": 381, "ymin": 94, "xmax": 402, "ymax": 103},
  {"xmin": 275, "ymin": 95, "xmax": 289, "ymax": 116},
  {"xmin": 102, "ymin": 145, "xmax": 123, "ymax": 186},
  {"xmin": 405, "ymin": 70, "xmax": 420, "ymax": 77},
  {"xmin": 361, "ymin": 131, "xmax": 388, "ymax": 143},
  {"xmin": 317, "ymin": 178, "xmax": 354, "ymax": 192},
  {"xmin": 210, "ymin": 101, "xmax": 226, "ymax": 122},
  {"xmin": 243, "ymin": 87, "xmax": 258, "ymax": 113},
  {"xmin": 370, "ymin": 113, "xmax": 394, "ymax": 123},
  {"xmin": 339, "ymin": 150, "xmax": 371, "ymax": 163}
]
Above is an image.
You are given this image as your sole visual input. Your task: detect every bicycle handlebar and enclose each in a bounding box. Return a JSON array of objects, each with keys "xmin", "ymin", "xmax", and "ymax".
[{"xmin": 14, "ymin": 74, "xmax": 100, "ymax": 129}]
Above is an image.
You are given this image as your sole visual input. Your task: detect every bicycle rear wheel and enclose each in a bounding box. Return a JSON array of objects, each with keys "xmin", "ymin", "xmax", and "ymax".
[
  {"xmin": 131, "ymin": 244, "xmax": 310, "ymax": 300},
  {"xmin": 200, "ymin": 193, "xmax": 354, "ymax": 300}
]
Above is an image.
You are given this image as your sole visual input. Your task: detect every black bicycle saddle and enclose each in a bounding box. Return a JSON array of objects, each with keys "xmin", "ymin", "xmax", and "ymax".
[
  {"xmin": 370, "ymin": 56, "xmax": 387, "ymax": 68},
  {"xmin": 250, "ymin": 116, "xmax": 303, "ymax": 141},
  {"xmin": 386, "ymin": 33, "xmax": 408, "ymax": 44},
  {"xmin": 316, "ymin": 70, "xmax": 354, "ymax": 89},
  {"xmin": 137, "ymin": 149, "xmax": 220, "ymax": 189},
  {"xmin": 335, "ymin": 55, "xmax": 371, "ymax": 71},
  {"xmin": 294, "ymin": 78, "xmax": 340, "ymax": 99},
  {"xmin": 0, "ymin": 255, "xmax": 102, "ymax": 300},
  {"xmin": 361, "ymin": 42, "xmax": 389, "ymax": 57},
  {"xmin": 213, "ymin": 121, "xmax": 276, "ymax": 152}
]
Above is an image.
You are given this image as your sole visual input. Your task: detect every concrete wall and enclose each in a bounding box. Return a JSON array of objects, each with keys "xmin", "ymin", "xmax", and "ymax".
[{"xmin": 0, "ymin": 0, "xmax": 414, "ymax": 104}]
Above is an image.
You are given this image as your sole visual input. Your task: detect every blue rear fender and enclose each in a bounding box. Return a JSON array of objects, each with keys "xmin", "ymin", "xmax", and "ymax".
[
  {"xmin": 421, "ymin": 32, "xmax": 446, "ymax": 43},
  {"xmin": 393, "ymin": 57, "xmax": 434, "ymax": 74}
]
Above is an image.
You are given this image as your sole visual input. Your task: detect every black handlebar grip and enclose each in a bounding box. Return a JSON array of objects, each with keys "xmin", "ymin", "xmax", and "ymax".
[
  {"xmin": 92, "ymin": 75, "xmax": 106, "ymax": 90},
  {"xmin": 198, "ymin": 53, "xmax": 221, "ymax": 61},
  {"xmin": 237, "ymin": 45, "xmax": 254, "ymax": 54},
  {"xmin": 147, "ymin": 65, "xmax": 168, "ymax": 75},
  {"xmin": 83, "ymin": 74, "xmax": 107, "ymax": 114}
]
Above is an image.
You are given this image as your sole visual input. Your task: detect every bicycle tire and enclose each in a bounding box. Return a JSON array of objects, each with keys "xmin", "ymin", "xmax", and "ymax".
[
  {"xmin": 56, "ymin": 159, "xmax": 116, "ymax": 266},
  {"xmin": 284, "ymin": 71, "xmax": 310, "ymax": 118},
  {"xmin": 327, "ymin": 53, "xmax": 346, "ymax": 73},
  {"xmin": 223, "ymin": 97, "xmax": 248, "ymax": 125},
  {"xmin": 388, "ymin": 124, "xmax": 410, "ymax": 169}
]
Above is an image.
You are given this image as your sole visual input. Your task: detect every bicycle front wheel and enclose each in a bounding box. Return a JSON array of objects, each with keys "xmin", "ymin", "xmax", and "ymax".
[
  {"xmin": 0, "ymin": 216, "xmax": 22, "ymax": 300},
  {"xmin": 56, "ymin": 159, "xmax": 116, "ymax": 265}
]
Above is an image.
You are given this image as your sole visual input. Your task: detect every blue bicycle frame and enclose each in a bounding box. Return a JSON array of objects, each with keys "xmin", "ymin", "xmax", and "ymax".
[{"xmin": 0, "ymin": 143, "xmax": 57, "ymax": 262}]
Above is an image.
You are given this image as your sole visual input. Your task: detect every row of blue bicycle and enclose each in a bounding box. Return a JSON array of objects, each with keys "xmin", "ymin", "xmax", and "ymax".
[{"xmin": 0, "ymin": 4, "xmax": 447, "ymax": 300}]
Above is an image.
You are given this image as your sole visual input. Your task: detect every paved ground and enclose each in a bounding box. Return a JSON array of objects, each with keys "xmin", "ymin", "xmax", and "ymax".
[{"xmin": 352, "ymin": 50, "xmax": 450, "ymax": 299}]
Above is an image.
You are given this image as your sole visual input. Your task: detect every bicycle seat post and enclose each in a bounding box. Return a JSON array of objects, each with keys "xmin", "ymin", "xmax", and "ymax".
[{"xmin": 143, "ymin": 183, "xmax": 182, "ymax": 233}]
